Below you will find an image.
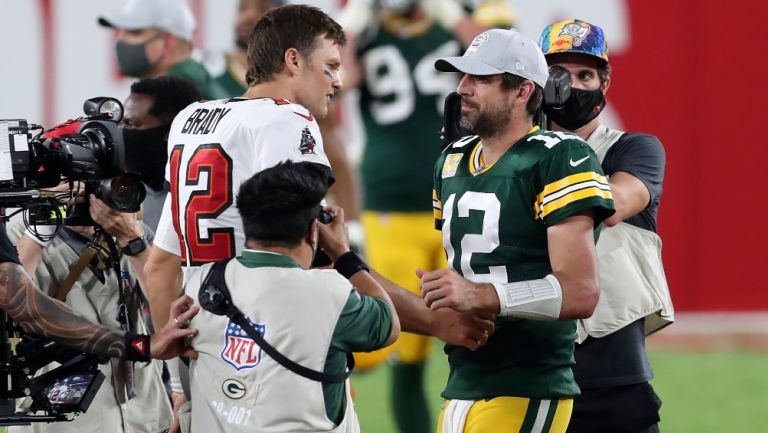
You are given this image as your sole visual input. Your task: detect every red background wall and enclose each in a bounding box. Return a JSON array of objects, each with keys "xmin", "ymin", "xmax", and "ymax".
[{"xmin": 609, "ymin": 1, "xmax": 768, "ymax": 311}]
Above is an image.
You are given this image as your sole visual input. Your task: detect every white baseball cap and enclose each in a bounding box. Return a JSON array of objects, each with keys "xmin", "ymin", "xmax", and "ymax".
[
  {"xmin": 98, "ymin": 0, "xmax": 197, "ymax": 41},
  {"xmin": 435, "ymin": 28, "xmax": 549, "ymax": 88}
]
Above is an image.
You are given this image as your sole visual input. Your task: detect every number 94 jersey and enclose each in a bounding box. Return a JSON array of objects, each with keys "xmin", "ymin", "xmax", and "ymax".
[
  {"xmin": 432, "ymin": 128, "xmax": 615, "ymax": 400},
  {"xmin": 155, "ymin": 98, "xmax": 330, "ymax": 267}
]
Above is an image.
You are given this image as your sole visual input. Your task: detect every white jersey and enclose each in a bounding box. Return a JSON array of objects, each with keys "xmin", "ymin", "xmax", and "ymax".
[{"xmin": 154, "ymin": 98, "xmax": 330, "ymax": 267}]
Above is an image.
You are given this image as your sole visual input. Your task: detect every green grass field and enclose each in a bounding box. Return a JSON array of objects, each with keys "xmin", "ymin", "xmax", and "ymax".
[
  {"xmin": 2, "ymin": 347, "xmax": 763, "ymax": 433},
  {"xmin": 352, "ymin": 345, "xmax": 768, "ymax": 433}
]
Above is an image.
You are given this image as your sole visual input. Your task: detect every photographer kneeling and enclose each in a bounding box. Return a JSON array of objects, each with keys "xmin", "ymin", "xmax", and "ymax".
[
  {"xmin": 182, "ymin": 161, "xmax": 400, "ymax": 433},
  {"xmin": 6, "ymin": 181, "xmax": 173, "ymax": 432}
]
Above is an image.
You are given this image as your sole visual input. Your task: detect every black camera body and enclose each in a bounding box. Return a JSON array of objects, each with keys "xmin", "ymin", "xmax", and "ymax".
[
  {"xmin": 0, "ymin": 98, "xmax": 140, "ymax": 425},
  {"xmin": 2, "ymin": 98, "xmax": 146, "ymax": 227},
  {"xmin": 0, "ymin": 117, "xmax": 123, "ymax": 192}
]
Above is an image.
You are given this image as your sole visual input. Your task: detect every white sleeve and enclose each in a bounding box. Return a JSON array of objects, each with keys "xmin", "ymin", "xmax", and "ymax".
[
  {"xmin": 252, "ymin": 107, "xmax": 331, "ymax": 169},
  {"xmin": 153, "ymin": 193, "xmax": 181, "ymax": 256}
]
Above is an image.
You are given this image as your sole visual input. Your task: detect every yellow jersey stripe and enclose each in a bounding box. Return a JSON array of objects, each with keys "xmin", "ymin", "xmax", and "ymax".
[
  {"xmin": 536, "ymin": 187, "xmax": 613, "ymax": 219},
  {"xmin": 537, "ymin": 172, "xmax": 609, "ymax": 203},
  {"xmin": 535, "ymin": 179, "xmax": 611, "ymax": 217},
  {"xmin": 540, "ymin": 180, "xmax": 611, "ymax": 208}
]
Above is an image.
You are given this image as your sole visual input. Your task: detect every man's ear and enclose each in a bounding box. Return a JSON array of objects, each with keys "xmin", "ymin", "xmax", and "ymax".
[
  {"xmin": 601, "ymin": 75, "xmax": 611, "ymax": 95},
  {"xmin": 308, "ymin": 219, "xmax": 319, "ymax": 246},
  {"xmin": 515, "ymin": 80, "xmax": 535, "ymax": 105},
  {"xmin": 284, "ymin": 47, "xmax": 302, "ymax": 76}
]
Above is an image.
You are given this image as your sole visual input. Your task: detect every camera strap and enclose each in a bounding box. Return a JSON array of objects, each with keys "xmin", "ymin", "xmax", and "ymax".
[
  {"xmin": 102, "ymin": 230, "xmax": 138, "ymax": 401},
  {"xmin": 200, "ymin": 259, "xmax": 353, "ymax": 383},
  {"xmin": 53, "ymin": 231, "xmax": 109, "ymax": 301}
]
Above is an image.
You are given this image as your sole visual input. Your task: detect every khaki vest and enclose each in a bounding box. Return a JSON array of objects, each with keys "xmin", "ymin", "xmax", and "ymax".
[
  {"xmin": 577, "ymin": 125, "xmax": 675, "ymax": 343},
  {"xmin": 184, "ymin": 259, "xmax": 361, "ymax": 433},
  {"xmin": 5, "ymin": 220, "xmax": 172, "ymax": 433}
]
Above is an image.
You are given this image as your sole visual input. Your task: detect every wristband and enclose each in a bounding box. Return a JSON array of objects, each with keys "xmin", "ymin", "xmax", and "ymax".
[
  {"xmin": 334, "ymin": 251, "xmax": 370, "ymax": 279},
  {"xmin": 492, "ymin": 274, "xmax": 562, "ymax": 320},
  {"xmin": 124, "ymin": 333, "xmax": 151, "ymax": 362}
]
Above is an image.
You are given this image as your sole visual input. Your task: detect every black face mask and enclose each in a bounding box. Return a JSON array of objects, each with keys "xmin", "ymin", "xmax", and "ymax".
[
  {"xmin": 116, "ymin": 40, "xmax": 159, "ymax": 78},
  {"xmin": 123, "ymin": 125, "xmax": 169, "ymax": 191},
  {"xmin": 543, "ymin": 87, "xmax": 606, "ymax": 130}
]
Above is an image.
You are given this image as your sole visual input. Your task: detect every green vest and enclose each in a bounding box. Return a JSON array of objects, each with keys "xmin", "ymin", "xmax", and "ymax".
[
  {"xmin": 358, "ymin": 24, "xmax": 461, "ymax": 212},
  {"xmin": 432, "ymin": 129, "xmax": 615, "ymax": 399}
]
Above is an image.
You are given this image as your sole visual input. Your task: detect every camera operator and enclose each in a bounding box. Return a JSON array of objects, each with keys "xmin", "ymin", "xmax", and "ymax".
[
  {"xmin": 122, "ymin": 76, "xmax": 202, "ymax": 233},
  {"xmin": 6, "ymin": 181, "xmax": 171, "ymax": 432},
  {"xmin": 181, "ymin": 161, "xmax": 399, "ymax": 433},
  {"xmin": 0, "ymin": 221, "xmax": 199, "ymax": 370}
]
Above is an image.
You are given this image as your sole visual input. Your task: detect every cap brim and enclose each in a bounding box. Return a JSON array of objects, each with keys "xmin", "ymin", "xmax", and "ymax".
[
  {"xmin": 435, "ymin": 57, "xmax": 504, "ymax": 75},
  {"xmin": 97, "ymin": 14, "xmax": 150, "ymax": 31},
  {"xmin": 544, "ymin": 51, "xmax": 608, "ymax": 66},
  {"xmin": 98, "ymin": 16, "xmax": 116, "ymax": 28}
]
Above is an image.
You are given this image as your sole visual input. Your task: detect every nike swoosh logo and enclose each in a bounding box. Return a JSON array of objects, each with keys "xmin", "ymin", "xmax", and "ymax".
[
  {"xmin": 569, "ymin": 156, "xmax": 590, "ymax": 167},
  {"xmin": 292, "ymin": 111, "xmax": 314, "ymax": 122}
]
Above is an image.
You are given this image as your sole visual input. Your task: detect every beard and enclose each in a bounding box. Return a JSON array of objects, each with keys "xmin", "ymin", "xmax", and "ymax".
[{"xmin": 459, "ymin": 97, "xmax": 512, "ymax": 139}]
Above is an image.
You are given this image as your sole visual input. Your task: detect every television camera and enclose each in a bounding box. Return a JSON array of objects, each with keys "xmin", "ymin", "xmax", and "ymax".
[{"xmin": 0, "ymin": 97, "xmax": 146, "ymax": 425}]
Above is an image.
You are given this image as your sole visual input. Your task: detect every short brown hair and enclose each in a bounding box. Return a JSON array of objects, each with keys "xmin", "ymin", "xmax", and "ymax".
[
  {"xmin": 500, "ymin": 73, "xmax": 544, "ymax": 116},
  {"xmin": 597, "ymin": 62, "xmax": 612, "ymax": 85},
  {"xmin": 245, "ymin": 4, "xmax": 346, "ymax": 86}
]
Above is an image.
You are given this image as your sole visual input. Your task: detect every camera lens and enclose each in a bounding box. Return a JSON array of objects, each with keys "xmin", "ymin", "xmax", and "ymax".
[{"xmin": 108, "ymin": 176, "xmax": 143, "ymax": 211}]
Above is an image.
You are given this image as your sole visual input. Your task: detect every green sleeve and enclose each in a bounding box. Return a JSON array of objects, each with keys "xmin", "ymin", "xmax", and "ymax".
[
  {"xmin": 331, "ymin": 290, "xmax": 393, "ymax": 353},
  {"xmin": 534, "ymin": 140, "xmax": 615, "ymax": 226}
]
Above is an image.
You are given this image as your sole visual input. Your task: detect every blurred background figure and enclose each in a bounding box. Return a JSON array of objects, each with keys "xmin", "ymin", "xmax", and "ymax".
[
  {"xmin": 197, "ymin": 0, "xmax": 281, "ymax": 96},
  {"xmin": 122, "ymin": 75, "xmax": 202, "ymax": 232},
  {"xmin": 336, "ymin": 1, "xmax": 512, "ymax": 432},
  {"xmin": 98, "ymin": 0, "xmax": 228, "ymax": 99}
]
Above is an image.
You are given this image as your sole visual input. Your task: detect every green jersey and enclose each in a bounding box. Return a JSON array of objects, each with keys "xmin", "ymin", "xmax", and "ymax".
[
  {"xmin": 168, "ymin": 58, "xmax": 230, "ymax": 100},
  {"xmin": 358, "ymin": 22, "xmax": 461, "ymax": 212},
  {"xmin": 432, "ymin": 128, "xmax": 615, "ymax": 400}
]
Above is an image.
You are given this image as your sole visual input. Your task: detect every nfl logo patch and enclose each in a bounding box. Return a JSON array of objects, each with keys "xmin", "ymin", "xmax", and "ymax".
[{"xmin": 221, "ymin": 317, "xmax": 266, "ymax": 371}]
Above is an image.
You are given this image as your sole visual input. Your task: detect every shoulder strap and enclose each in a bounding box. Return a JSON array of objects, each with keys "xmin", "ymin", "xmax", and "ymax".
[
  {"xmin": 199, "ymin": 260, "xmax": 352, "ymax": 383},
  {"xmin": 54, "ymin": 247, "xmax": 96, "ymax": 301}
]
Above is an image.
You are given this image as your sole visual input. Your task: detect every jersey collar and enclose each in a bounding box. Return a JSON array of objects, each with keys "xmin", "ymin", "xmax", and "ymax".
[
  {"xmin": 468, "ymin": 126, "xmax": 540, "ymax": 176},
  {"xmin": 237, "ymin": 249, "xmax": 301, "ymax": 269}
]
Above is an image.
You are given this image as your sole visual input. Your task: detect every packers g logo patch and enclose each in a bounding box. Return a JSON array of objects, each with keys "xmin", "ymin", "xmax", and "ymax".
[
  {"xmin": 222, "ymin": 378, "xmax": 247, "ymax": 399},
  {"xmin": 442, "ymin": 154, "xmax": 463, "ymax": 178}
]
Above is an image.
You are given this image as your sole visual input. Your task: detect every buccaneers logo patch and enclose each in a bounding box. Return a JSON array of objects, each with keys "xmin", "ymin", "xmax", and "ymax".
[
  {"xmin": 221, "ymin": 317, "xmax": 266, "ymax": 371},
  {"xmin": 299, "ymin": 126, "xmax": 317, "ymax": 155},
  {"xmin": 559, "ymin": 22, "xmax": 590, "ymax": 47}
]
